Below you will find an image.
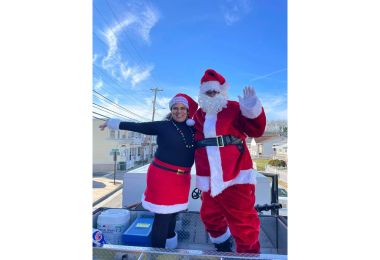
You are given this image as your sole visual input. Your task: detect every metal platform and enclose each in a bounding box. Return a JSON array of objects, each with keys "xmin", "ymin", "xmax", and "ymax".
[{"xmin": 93, "ymin": 209, "xmax": 287, "ymax": 260}]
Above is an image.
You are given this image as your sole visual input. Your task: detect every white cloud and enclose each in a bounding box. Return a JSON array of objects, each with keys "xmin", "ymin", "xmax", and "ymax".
[
  {"xmin": 155, "ymin": 96, "xmax": 171, "ymax": 109},
  {"xmin": 221, "ymin": 0, "xmax": 253, "ymax": 26},
  {"xmin": 93, "ymin": 54, "xmax": 99, "ymax": 64},
  {"xmin": 136, "ymin": 5, "xmax": 160, "ymax": 44},
  {"xmin": 99, "ymin": 3, "xmax": 160, "ymax": 87},
  {"xmin": 94, "ymin": 78, "xmax": 104, "ymax": 90},
  {"xmin": 224, "ymin": 12, "xmax": 240, "ymax": 25},
  {"xmin": 261, "ymin": 94, "xmax": 288, "ymax": 120},
  {"xmin": 101, "ymin": 16, "xmax": 135, "ymax": 70},
  {"xmin": 120, "ymin": 64, "xmax": 154, "ymax": 87},
  {"xmin": 143, "ymin": 96, "xmax": 171, "ymax": 120},
  {"xmin": 249, "ymin": 68, "xmax": 288, "ymax": 83}
]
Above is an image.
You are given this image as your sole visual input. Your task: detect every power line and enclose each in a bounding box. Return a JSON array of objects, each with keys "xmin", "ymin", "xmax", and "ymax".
[
  {"xmin": 93, "ymin": 65, "xmax": 156, "ymax": 122},
  {"xmin": 92, "ymin": 92, "xmax": 134, "ymax": 118},
  {"xmin": 93, "ymin": 111, "xmax": 110, "ymax": 119},
  {"xmin": 93, "ymin": 90, "xmax": 150, "ymax": 121},
  {"xmin": 93, "ymin": 65, "xmax": 131, "ymax": 97},
  {"xmin": 92, "ymin": 53, "xmax": 157, "ymax": 121},
  {"xmin": 93, "ymin": 91, "xmax": 149, "ymax": 121},
  {"xmin": 93, "ymin": 104, "xmax": 139, "ymax": 122},
  {"xmin": 93, "ymin": 115, "xmax": 107, "ymax": 121},
  {"xmin": 93, "ymin": 64, "xmax": 147, "ymax": 104},
  {"xmin": 93, "ymin": 106, "xmax": 123, "ymax": 119},
  {"xmin": 93, "ymin": 103, "xmax": 141, "ymax": 122}
]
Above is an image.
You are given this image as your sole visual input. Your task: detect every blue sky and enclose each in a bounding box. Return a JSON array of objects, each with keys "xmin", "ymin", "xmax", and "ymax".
[{"xmin": 93, "ymin": 0, "xmax": 287, "ymax": 122}]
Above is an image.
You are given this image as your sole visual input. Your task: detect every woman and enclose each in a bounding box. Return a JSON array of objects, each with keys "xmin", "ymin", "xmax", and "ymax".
[{"xmin": 99, "ymin": 93, "xmax": 198, "ymax": 249}]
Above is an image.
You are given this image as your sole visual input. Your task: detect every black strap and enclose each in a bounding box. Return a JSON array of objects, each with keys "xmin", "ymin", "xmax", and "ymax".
[
  {"xmin": 196, "ymin": 135, "xmax": 244, "ymax": 153},
  {"xmin": 151, "ymin": 161, "xmax": 190, "ymax": 174}
]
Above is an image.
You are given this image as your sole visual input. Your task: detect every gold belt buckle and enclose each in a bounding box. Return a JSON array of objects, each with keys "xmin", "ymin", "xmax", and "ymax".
[
  {"xmin": 216, "ymin": 135, "xmax": 224, "ymax": 147},
  {"xmin": 177, "ymin": 169, "xmax": 185, "ymax": 175}
]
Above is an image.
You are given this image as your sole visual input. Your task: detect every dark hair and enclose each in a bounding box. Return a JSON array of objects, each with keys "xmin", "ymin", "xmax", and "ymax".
[
  {"xmin": 164, "ymin": 112, "xmax": 172, "ymax": 120},
  {"xmin": 164, "ymin": 108, "xmax": 189, "ymax": 121}
]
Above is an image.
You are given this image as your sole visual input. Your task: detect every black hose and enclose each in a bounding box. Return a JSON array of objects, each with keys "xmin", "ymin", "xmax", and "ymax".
[{"xmin": 255, "ymin": 203, "xmax": 282, "ymax": 212}]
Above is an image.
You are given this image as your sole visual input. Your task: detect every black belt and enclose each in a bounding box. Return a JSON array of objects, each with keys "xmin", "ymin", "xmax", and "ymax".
[
  {"xmin": 196, "ymin": 135, "xmax": 244, "ymax": 153},
  {"xmin": 151, "ymin": 161, "xmax": 190, "ymax": 174}
]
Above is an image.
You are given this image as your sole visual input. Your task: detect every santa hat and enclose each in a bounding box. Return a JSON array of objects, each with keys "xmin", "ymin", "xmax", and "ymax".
[
  {"xmin": 200, "ymin": 69, "xmax": 229, "ymax": 93},
  {"xmin": 169, "ymin": 93, "xmax": 198, "ymax": 126}
]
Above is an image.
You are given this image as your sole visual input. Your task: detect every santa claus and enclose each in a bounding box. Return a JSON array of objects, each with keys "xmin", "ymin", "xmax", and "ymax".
[{"xmin": 193, "ymin": 68, "xmax": 266, "ymax": 253}]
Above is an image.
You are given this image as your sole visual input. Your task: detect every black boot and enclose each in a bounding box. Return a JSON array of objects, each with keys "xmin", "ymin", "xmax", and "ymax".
[{"xmin": 214, "ymin": 237, "xmax": 232, "ymax": 252}]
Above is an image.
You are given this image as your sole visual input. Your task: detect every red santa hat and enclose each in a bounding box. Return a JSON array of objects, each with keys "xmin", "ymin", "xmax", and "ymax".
[
  {"xmin": 169, "ymin": 93, "xmax": 198, "ymax": 126},
  {"xmin": 200, "ymin": 68, "xmax": 229, "ymax": 93}
]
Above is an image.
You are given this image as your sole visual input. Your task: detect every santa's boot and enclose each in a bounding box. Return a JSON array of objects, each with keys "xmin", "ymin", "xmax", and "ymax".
[
  {"xmin": 214, "ymin": 237, "xmax": 232, "ymax": 252},
  {"xmin": 165, "ymin": 232, "xmax": 178, "ymax": 249}
]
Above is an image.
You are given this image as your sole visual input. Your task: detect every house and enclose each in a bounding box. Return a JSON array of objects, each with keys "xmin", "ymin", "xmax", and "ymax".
[
  {"xmin": 93, "ymin": 118, "xmax": 156, "ymax": 172},
  {"xmin": 247, "ymin": 135, "xmax": 287, "ymax": 159},
  {"xmin": 272, "ymin": 141, "xmax": 288, "ymax": 161}
]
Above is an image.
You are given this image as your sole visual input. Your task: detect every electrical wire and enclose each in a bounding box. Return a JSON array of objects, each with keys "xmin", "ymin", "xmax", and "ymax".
[
  {"xmin": 93, "ymin": 90, "xmax": 150, "ymax": 121},
  {"xmin": 93, "ymin": 103, "xmax": 141, "ymax": 122},
  {"xmin": 93, "ymin": 111, "xmax": 110, "ymax": 119}
]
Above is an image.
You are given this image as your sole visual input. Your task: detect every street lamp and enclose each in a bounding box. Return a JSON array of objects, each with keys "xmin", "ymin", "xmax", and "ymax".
[{"xmin": 109, "ymin": 148, "xmax": 120, "ymax": 185}]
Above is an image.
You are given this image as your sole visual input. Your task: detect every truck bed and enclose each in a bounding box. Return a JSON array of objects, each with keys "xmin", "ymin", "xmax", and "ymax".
[{"xmin": 93, "ymin": 208, "xmax": 287, "ymax": 260}]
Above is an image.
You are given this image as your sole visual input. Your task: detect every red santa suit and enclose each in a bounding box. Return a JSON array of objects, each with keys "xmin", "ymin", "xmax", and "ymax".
[{"xmin": 194, "ymin": 69, "xmax": 266, "ymax": 253}]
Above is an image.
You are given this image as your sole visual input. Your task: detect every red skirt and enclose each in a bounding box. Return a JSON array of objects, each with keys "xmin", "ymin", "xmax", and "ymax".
[{"xmin": 141, "ymin": 158, "xmax": 191, "ymax": 214}]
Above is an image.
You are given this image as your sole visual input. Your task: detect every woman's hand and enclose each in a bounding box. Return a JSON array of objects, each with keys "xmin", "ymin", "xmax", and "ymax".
[{"xmin": 99, "ymin": 121, "xmax": 108, "ymax": 131}]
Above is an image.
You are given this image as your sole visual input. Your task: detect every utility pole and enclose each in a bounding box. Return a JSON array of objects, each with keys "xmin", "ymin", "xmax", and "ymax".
[
  {"xmin": 150, "ymin": 88, "xmax": 163, "ymax": 121},
  {"xmin": 149, "ymin": 88, "xmax": 162, "ymax": 160}
]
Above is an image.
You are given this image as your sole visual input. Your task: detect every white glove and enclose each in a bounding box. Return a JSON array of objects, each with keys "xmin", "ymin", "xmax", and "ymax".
[
  {"xmin": 238, "ymin": 86, "xmax": 262, "ymax": 119},
  {"xmin": 103, "ymin": 118, "xmax": 121, "ymax": 130},
  {"xmin": 238, "ymin": 86, "xmax": 258, "ymax": 109}
]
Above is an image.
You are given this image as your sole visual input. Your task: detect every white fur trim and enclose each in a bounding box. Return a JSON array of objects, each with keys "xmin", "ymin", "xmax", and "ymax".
[
  {"xmin": 107, "ymin": 118, "xmax": 122, "ymax": 130},
  {"xmin": 165, "ymin": 232, "xmax": 178, "ymax": 249},
  {"xmin": 209, "ymin": 228, "xmax": 231, "ymax": 244},
  {"xmin": 210, "ymin": 169, "xmax": 257, "ymax": 197},
  {"xmin": 186, "ymin": 118, "xmax": 195, "ymax": 126},
  {"xmin": 203, "ymin": 114, "xmax": 225, "ymax": 197},
  {"xmin": 225, "ymin": 169, "xmax": 257, "ymax": 187},
  {"xmin": 196, "ymin": 176, "xmax": 210, "ymax": 192},
  {"xmin": 239, "ymin": 98, "xmax": 263, "ymax": 119},
  {"xmin": 207, "ymin": 145, "xmax": 225, "ymax": 197},
  {"xmin": 141, "ymin": 194, "xmax": 188, "ymax": 214},
  {"xmin": 201, "ymin": 81, "xmax": 221, "ymax": 93},
  {"xmin": 169, "ymin": 96, "xmax": 189, "ymax": 109},
  {"xmin": 203, "ymin": 113, "xmax": 217, "ymax": 138}
]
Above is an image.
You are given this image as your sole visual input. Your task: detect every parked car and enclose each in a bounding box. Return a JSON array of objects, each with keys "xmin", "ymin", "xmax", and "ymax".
[{"xmin": 278, "ymin": 187, "xmax": 288, "ymax": 209}]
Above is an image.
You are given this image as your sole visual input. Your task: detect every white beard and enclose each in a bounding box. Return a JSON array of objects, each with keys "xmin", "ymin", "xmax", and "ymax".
[{"xmin": 198, "ymin": 91, "xmax": 228, "ymax": 114}]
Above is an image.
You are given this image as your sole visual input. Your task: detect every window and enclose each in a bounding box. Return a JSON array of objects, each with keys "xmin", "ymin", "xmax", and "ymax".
[
  {"xmin": 110, "ymin": 130, "xmax": 115, "ymax": 139},
  {"xmin": 258, "ymin": 143, "xmax": 263, "ymax": 155}
]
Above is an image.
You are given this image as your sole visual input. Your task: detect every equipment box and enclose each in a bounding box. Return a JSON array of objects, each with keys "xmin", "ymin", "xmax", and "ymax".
[{"xmin": 122, "ymin": 215, "xmax": 154, "ymax": 247}]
